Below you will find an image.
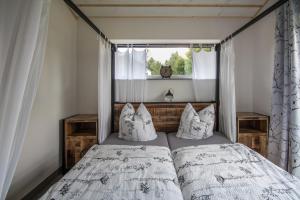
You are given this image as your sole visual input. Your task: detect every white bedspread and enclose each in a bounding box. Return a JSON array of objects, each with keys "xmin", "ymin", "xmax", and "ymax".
[
  {"xmin": 40, "ymin": 145, "xmax": 183, "ymax": 200},
  {"xmin": 172, "ymin": 143, "xmax": 300, "ymax": 200}
]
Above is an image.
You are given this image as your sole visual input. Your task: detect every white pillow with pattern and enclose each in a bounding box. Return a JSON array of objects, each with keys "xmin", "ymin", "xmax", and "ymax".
[
  {"xmin": 119, "ymin": 103, "xmax": 157, "ymax": 141},
  {"xmin": 176, "ymin": 103, "xmax": 215, "ymax": 140}
]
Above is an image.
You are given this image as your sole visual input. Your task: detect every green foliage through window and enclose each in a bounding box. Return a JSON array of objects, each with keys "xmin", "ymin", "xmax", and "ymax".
[
  {"xmin": 147, "ymin": 57, "xmax": 161, "ymax": 75},
  {"xmin": 146, "ymin": 47, "xmax": 211, "ymax": 76}
]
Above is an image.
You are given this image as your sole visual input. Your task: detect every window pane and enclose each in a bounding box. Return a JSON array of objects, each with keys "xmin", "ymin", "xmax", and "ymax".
[{"xmin": 146, "ymin": 48, "xmax": 192, "ymax": 76}]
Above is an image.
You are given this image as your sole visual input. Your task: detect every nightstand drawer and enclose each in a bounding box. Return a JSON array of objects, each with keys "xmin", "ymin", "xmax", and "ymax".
[
  {"xmin": 238, "ymin": 134, "xmax": 267, "ymax": 157},
  {"xmin": 65, "ymin": 136, "xmax": 97, "ymax": 169}
]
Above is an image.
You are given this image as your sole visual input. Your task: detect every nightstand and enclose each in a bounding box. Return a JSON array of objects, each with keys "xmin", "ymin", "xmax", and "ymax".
[
  {"xmin": 64, "ymin": 114, "xmax": 98, "ymax": 170},
  {"xmin": 236, "ymin": 112, "xmax": 269, "ymax": 157}
]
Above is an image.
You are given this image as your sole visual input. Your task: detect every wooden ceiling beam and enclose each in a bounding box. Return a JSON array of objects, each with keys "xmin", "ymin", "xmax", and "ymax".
[
  {"xmin": 254, "ymin": 0, "xmax": 270, "ymax": 17},
  {"xmin": 89, "ymin": 15, "xmax": 252, "ymax": 19},
  {"xmin": 77, "ymin": 3, "xmax": 263, "ymax": 8}
]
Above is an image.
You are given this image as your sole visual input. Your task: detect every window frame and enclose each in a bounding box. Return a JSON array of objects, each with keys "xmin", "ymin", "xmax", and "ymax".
[
  {"xmin": 146, "ymin": 75, "xmax": 192, "ymax": 80},
  {"xmin": 116, "ymin": 43, "xmax": 216, "ymax": 80}
]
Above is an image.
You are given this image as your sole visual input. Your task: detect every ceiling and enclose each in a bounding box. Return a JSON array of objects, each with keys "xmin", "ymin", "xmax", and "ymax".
[{"xmin": 73, "ymin": 0, "xmax": 273, "ymax": 19}]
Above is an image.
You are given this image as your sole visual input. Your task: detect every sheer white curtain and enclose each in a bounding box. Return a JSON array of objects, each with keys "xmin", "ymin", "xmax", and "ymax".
[
  {"xmin": 98, "ymin": 38, "xmax": 112, "ymax": 143},
  {"xmin": 115, "ymin": 48, "xmax": 147, "ymax": 102},
  {"xmin": 192, "ymin": 49, "xmax": 216, "ymax": 101},
  {"xmin": 219, "ymin": 40, "xmax": 237, "ymax": 142},
  {"xmin": 0, "ymin": 0, "xmax": 50, "ymax": 199}
]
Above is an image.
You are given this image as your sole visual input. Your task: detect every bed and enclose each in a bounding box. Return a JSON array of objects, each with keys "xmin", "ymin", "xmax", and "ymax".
[
  {"xmin": 41, "ymin": 102, "xmax": 300, "ymax": 199},
  {"xmin": 40, "ymin": 144, "xmax": 183, "ymax": 200},
  {"xmin": 172, "ymin": 143, "xmax": 300, "ymax": 200}
]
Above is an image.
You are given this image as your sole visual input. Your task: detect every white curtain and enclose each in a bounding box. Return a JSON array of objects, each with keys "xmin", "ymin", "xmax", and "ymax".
[
  {"xmin": 192, "ymin": 49, "xmax": 216, "ymax": 101},
  {"xmin": 98, "ymin": 38, "xmax": 112, "ymax": 143},
  {"xmin": 219, "ymin": 40, "xmax": 237, "ymax": 142},
  {"xmin": 0, "ymin": 0, "xmax": 50, "ymax": 199},
  {"xmin": 115, "ymin": 48, "xmax": 147, "ymax": 102}
]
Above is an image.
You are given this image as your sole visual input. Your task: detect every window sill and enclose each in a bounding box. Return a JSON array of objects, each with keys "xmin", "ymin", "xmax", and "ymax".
[{"xmin": 146, "ymin": 75, "xmax": 192, "ymax": 80}]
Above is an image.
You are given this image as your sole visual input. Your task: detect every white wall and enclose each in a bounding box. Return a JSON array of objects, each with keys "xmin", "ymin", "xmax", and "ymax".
[
  {"xmin": 145, "ymin": 80, "xmax": 195, "ymax": 102},
  {"xmin": 93, "ymin": 16, "xmax": 275, "ymax": 113},
  {"xmin": 7, "ymin": 0, "xmax": 78, "ymax": 199},
  {"xmin": 234, "ymin": 12, "xmax": 275, "ymax": 115},
  {"xmin": 234, "ymin": 30, "xmax": 255, "ymax": 112},
  {"xmin": 144, "ymin": 80, "xmax": 215, "ymax": 102},
  {"xmin": 77, "ymin": 20, "xmax": 98, "ymax": 114},
  {"xmin": 75, "ymin": 17, "xmax": 248, "ymax": 111},
  {"xmin": 95, "ymin": 17, "xmax": 244, "ymax": 103},
  {"xmin": 252, "ymin": 13, "xmax": 275, "ymax": 115},
  {"xmin": 76, "ymin": 15, "xmax": 275, "ymax": 111}
]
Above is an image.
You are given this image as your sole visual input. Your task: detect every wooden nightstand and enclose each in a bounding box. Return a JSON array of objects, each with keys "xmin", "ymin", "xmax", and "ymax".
[
  {"xmin": 236, "ymin": 112, "xmax": 269, "ymax": 157},
  {"xmin": 64, "ymin": 114, "xmax": 98, "ymax": 170}
]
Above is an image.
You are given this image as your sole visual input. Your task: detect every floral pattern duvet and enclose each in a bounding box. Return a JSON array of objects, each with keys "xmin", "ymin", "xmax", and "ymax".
[
  {"xmin": 40, "ymin": 145, "xmax": 183, "ymax": 200},
  {"xmin": 172, "ymin": 143, "xmax": 300, "ymax": 200}
]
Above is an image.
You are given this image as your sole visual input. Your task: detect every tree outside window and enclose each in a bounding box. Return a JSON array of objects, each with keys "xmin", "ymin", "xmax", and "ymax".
[{"xmin": 147, "ymin": 47, "xmax": 209, "ymax": 77}]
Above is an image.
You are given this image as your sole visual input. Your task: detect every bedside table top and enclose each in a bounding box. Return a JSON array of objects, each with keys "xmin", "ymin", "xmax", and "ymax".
[
  {"xmin": 237, "ymin": 112, "xmax": 268, "ymax": 119},
  {"xmin": 65, "ymin": 114, "xmax": 98, "ymax": 123}
]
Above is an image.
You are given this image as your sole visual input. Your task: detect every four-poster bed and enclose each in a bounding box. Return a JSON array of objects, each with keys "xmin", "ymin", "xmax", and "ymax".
[
  {"xmin": 62, "ymin": 0, "xmax": 289, "ymax": 118},
  {"xmin": 41, "ymin": 101, "xmax": 300, "ymax": 199}
]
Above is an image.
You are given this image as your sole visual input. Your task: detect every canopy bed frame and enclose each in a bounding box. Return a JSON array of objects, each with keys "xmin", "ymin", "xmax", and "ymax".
[{"xmin": 64, "ymin": 0, "xmax": 288, "ymax": 135}]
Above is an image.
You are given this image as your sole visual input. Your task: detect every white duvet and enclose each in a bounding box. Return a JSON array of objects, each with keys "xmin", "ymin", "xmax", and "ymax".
[
  {"xmin": 172, "ymin": 143, "xmax": 300, "ymax": 200},
  {"xmin": 40, "ymin": 145, "xmax": 183, "ymax": 200}
]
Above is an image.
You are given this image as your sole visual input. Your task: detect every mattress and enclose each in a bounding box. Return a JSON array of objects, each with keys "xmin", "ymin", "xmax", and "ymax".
[
  {"xmin": 102, "ymin": 132, "xmax": 169, "ymax": 147},
  {"xmin": 167, "ymin": 131, "xmax": 231, "ymax": 150}
]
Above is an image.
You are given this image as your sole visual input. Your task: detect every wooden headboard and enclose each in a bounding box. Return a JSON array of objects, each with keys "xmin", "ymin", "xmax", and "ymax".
[{"xmin": 113, "ymin": 102, "xmax": 216, "ymax": 133}]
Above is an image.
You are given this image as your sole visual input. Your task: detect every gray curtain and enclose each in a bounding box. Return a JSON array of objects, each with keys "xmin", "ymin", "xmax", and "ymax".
[{"xmin": 268, "ymin": 0, "xmax": 300, "ymax": 178}]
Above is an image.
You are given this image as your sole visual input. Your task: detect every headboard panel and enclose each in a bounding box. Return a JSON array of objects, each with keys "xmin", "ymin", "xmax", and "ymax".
[{"xmin": 113, "ymin": 102, "xmax": 216, "ymax": 133}]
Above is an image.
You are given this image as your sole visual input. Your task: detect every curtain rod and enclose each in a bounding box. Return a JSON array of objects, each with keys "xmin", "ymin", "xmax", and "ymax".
[
  {"xmin": 116, "ymin": 43, "xmax": 217, "ymax": 48},
  {"xmin": 64, "ymin": 0, "xmax": 114, "ymax": 46},
  {"xmin": 220, "ymin": 0, "xmax": 288, "ymax": 44}
]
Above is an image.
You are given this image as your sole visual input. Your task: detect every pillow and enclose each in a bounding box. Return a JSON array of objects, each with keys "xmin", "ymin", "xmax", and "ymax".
[
  {"xmin": 176, "ymin": 103, "xmax": 215, "ymax": 140},
  {"xmin": 119, "ymin": 103, "xmax": 157, "ymax": 141}
]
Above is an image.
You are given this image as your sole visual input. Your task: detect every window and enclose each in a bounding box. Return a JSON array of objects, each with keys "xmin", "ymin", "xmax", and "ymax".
[
  {"xmin": 116, "ymin": 46, "xmax": 214, "ymax": 79},
  {"xmin": 146, "ymin": 48, "xmax": 192, "ymax": 78}
]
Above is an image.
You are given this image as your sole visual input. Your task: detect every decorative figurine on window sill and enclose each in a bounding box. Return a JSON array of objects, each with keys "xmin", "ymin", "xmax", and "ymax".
[{"xmin": 160, "ymin": 65, "xmax": 172, "ymax": 79}]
